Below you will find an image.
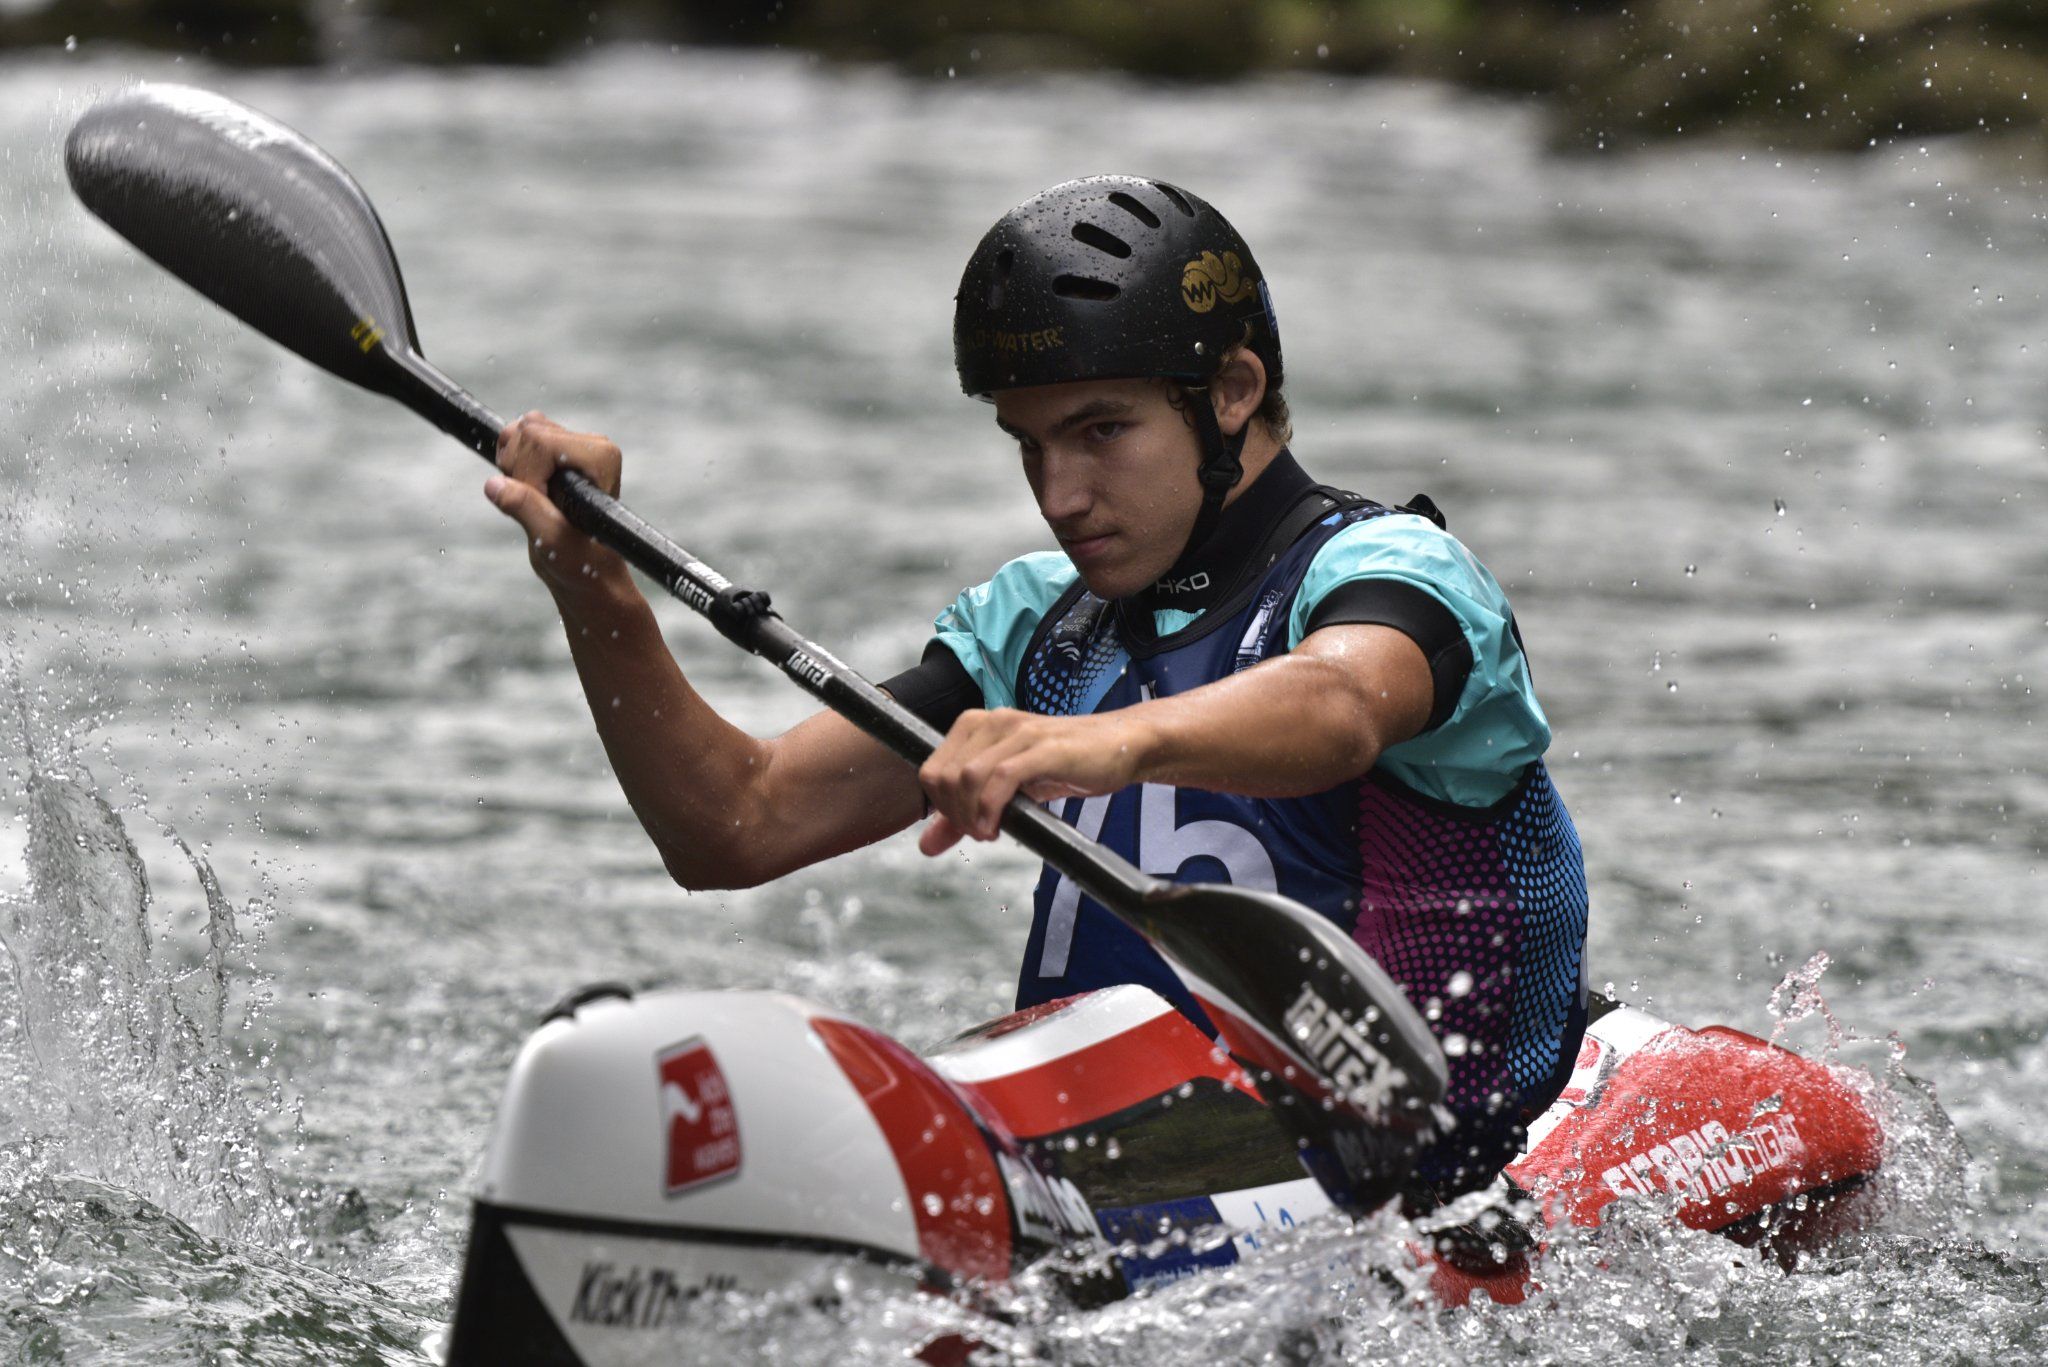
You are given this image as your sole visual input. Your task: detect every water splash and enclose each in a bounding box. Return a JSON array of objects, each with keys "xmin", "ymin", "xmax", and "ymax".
[
  {"xmin": 0, "ymin": 1170, "xmax": 431, "ymax": 1364},
  {"xmin": 1758, "ymin": 948, "xmax": 1980, "ymax": 1265},
  {"xmin": 1768, "ymin": 949, "xmax": 1846, "ymax": 1053},
  {"xmin": 0, "ymin": 692, "xmax": 281, "ymax": 1245}
]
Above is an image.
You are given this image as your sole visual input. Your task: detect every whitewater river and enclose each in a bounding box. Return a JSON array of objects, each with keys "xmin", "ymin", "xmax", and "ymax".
[{"xmin": 1, "ymin": 45, "xmax": 2042, "ymax": 1363}]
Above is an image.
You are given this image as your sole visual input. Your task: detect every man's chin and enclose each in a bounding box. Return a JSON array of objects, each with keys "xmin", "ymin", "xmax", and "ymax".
[{"xmin": 1069, "ymin": 560, "xmax": 1149, "ymax": 601}]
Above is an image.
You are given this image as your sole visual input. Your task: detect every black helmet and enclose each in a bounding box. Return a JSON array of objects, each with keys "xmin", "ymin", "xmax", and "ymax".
[
  {"xmin": 954, "ymin": 175, "xmax": 1280, "ymax": 397},
  {"xmin": 954, "ymin": 175, "xmax": 1283, "ymax": 555}
]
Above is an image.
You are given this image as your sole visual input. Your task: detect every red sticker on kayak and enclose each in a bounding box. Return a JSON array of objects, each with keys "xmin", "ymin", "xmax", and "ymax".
[{"xmin": 658, "ymin": 1037, "xmax": 740, "ymax": 1196}]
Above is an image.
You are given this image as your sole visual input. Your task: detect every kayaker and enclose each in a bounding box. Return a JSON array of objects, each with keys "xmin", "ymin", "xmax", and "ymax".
[{"xmin": 484, "ymin": 176, "xmax": 1589, "ymax": 1205}]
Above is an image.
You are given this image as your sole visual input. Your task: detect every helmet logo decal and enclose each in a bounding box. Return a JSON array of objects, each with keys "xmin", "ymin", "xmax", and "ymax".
[
  {"xmin": 1180, "ymin": 251, "xmax": 1257, "ymax": 314},
  {"xmin": 963, "ymin": 325, "xmax": 1066, "ymax": 355},
  {"xmin": 657, "ymin": 1036, "xmax": 741, "ymax": 1196}
]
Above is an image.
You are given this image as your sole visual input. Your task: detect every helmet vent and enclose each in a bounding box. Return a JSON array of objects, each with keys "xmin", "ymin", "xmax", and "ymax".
[
  {"xmin": 1053, "ymin": 274, "xmax": 1119, "ymax": 302},
  {"xmin": 1070, "ymin": 222, "xmax": 1131, "ymax": 259},
  {"xmin": 1155, "ymin": 183, "xmax": 1196, "ymax": 217},
  {"xmin": 1107, "ymin": 192, "xmax": 1161, "ymax": 229},
  {"xmin": 987, "ymin": 248, "xmax": 1013, "ymax": 310}
]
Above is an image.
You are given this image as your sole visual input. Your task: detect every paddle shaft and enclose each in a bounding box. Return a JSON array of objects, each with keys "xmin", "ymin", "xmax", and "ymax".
[{"xmin": 386, "ymin": 350, "xmax": 1159, "ymax": 911}]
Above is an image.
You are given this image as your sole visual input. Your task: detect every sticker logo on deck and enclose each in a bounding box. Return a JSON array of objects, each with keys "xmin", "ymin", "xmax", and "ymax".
[{"xmin": 657, "ymin": 1037, "xmax": 740, "ymax": 1196}]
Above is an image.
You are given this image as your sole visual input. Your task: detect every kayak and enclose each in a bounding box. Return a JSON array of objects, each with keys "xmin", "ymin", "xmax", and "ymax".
[{"xmin": 442, "ymin": 981, "xmax": 1886, "ymax": 1363}]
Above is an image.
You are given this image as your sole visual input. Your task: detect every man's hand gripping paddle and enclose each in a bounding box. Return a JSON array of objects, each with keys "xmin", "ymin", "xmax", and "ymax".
[{"xmin": 64, "ymin": 83, "xmax": 1450, "ymax": 1215}]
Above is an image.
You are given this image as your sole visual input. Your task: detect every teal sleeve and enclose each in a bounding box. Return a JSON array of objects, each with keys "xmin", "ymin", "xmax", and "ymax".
[
  {"xmin": 930, "ymin": 552, "xmax": 1080, "ymax": 712},
  {"xmin": 1287, "ymin": 515, "xmax": 1551, "ymax": 808}
]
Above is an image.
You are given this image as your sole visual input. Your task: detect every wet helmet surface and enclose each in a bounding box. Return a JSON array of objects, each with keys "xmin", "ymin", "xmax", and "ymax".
[{"xmin": 954, "ymin": 176, "xmax": 1281, "ymax": 397}]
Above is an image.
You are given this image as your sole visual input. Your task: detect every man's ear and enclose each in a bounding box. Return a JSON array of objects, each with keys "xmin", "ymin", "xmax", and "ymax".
[{"xmin": 1212, "ymin": 347, "xmax": 1268, "ymax": 438}]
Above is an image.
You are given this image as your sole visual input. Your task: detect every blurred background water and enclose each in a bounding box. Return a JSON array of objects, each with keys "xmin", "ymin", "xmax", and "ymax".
[{"xmin": 1, "ymin": 40, "xmax": 2044, "ymax": 1363}]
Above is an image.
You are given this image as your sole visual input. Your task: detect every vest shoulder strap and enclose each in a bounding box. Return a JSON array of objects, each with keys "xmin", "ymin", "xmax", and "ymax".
[
  {"xmin": 1314, "ymin": 487, "xmax": 1448, "ymax": 531},
  {"xmin": 1012, "ymin": 578, "xmax": 1112, "ymax": 715}
]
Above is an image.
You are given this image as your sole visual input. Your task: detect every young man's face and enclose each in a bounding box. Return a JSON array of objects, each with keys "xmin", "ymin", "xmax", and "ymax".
[{"xmin": 993, "ymin": 377, "xmax": 1204, "ymax": 600}]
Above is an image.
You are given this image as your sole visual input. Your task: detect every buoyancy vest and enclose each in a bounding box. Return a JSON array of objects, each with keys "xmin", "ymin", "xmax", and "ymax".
[{"xmin": 1011, "ymin": 485, "xmax": 1590, "ymax": 1194}]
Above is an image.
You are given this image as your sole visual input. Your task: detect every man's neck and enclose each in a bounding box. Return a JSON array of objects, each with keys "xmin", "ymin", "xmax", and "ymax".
[
  {"xmin": 1135, "ymin": 446, "xmax": 1317, "ymax": 615},
  {"xmin": 1221, "ymin": 429, "xmax": 1287, "ymax": 506}
]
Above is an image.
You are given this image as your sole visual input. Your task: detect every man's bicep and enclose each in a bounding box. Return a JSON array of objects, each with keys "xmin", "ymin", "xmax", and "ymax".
[
  {"xmin": 734, "ymin": 616, "xmax": 1001, "ymax": 880},
  {"xmin": 1300, "ymin": 577, "xmax": 1472, "ymax": 733},
  {"xmin": 1291, "ymin": 622, "xmax": 1436, "ymax": 754}
]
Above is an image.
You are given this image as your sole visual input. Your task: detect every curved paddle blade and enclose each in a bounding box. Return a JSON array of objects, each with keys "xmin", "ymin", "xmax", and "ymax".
[
  {"xmin": 1135, "ymin": 880, "xmax": 1450, "ymax": 1213},
  {"xmin": 65, "ymin": 84, "xmax": 421, "ymax": 399}
]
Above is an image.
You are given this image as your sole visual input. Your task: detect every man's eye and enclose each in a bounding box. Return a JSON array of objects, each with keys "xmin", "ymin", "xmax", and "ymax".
[{"xmin": 1087, "ymin": 422, "xmax": 1124, "ymax": 442}]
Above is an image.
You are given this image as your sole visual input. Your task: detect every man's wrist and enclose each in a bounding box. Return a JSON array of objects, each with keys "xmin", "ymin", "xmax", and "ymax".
[
  {"xmin": 550, "ymin": 565, "xmax": 651, "ymax": 629},
  {"xmin": 1117, "ymin": 706, "xmax": 1174, "ymax": 787}
]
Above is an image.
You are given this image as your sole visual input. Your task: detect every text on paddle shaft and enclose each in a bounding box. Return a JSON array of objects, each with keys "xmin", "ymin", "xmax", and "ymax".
[
  {"xmin": 783, "ymin": 649, "xmax": 832, "ymax": 688},
  {"xmin": 669, "ymin": 560, "xmax": 732, "ymax": 612}
]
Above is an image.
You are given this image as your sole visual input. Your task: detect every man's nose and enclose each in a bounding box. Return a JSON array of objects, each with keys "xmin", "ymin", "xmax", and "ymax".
[{"xmin": 1033, "ymin": 449, "xmax": 1092, "ymax": 524}]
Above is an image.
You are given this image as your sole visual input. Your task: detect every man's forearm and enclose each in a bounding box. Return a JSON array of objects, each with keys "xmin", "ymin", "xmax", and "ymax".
[
  {"xmin": 916, "ymin": 624, "xmax": 1434, "ymax": 851},
  {"xmin": 1129, "ymin": 650, "xmax": 1408, "ymax": 797},
  {"xmin": 485, "ymin": 417, "xmax": 922, "ymax": 884},
  {"xmin": 551, "ymin": 578, "xmax": 776, "ymax": 886},
  {"xmin": 1133, "ymin": 623, "xmax": 1435, "ymax": 796}
]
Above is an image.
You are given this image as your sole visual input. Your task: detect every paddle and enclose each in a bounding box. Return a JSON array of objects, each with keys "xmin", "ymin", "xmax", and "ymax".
[{"xmin": 64, "ymin": 83, "xmax": 1449, "ymax": 1214}]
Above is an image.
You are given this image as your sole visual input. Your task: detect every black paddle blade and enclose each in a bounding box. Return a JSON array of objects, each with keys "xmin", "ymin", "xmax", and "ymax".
[
  {"xmin": 1134, "ymin": 880, "xmax": 1450, "ymax": 1214},
  {"xmin": 65, "ymin": 84, "xmax": 421, "ymax": 398}
]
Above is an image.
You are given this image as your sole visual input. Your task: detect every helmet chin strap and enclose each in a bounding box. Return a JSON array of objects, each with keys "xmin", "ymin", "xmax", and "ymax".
[{"xmin": 1175, "ymin": 385, "xmax": 1249, "ymax": 570}]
